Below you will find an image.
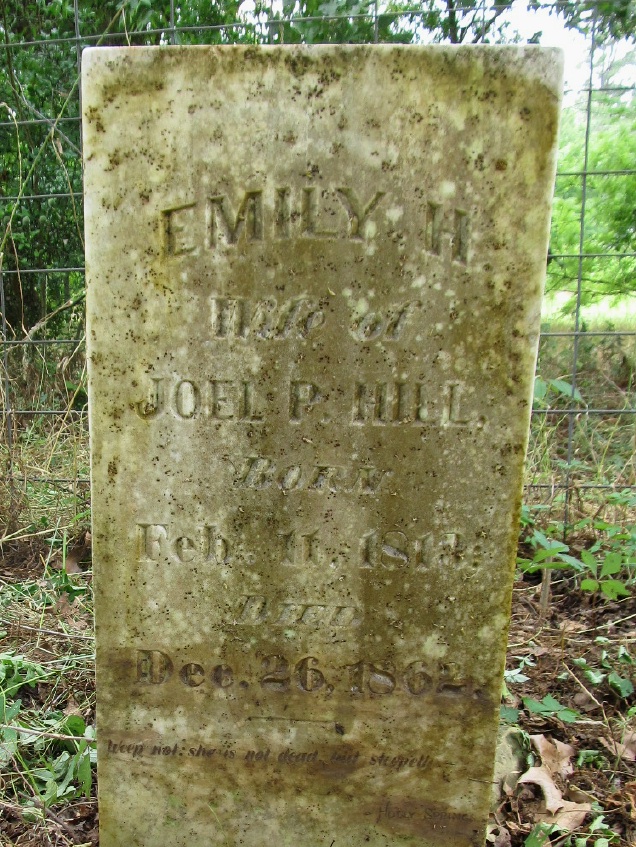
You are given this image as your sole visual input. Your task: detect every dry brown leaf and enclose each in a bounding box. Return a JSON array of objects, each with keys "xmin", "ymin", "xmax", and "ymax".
[
  {"xmin": 535, "ymin": 800, "xmax": 591, "ymax": 831},
  {"xmin": 64, "ymin": 551, "xmax": 84, "ymax": 574},
  {"xmin": 573, "ymin": 691, "xmax": 598, "ymax": 712},
  {"xmin": 599, "ymin": 730, "xmax": 636, "ymax": 762},
  {"xmin": 567, "ymin": 785, "xmax": 595, "ymax": 805},
  {"xmin": 65, "ymin": 535, "xmax": 92, "ymax": 573},
  {"xmin": 486, "ymin": 825, "xmax": 512, "ymax": 847},
  {"xmin": 560, "ymin": 620, "xmax": 585, "ymax": 634},
  {"xmin": 518, "ymin": 766, "xmax": 563, "ymax": 814},
  {"xmin": 530, "ymin": 734, "xmax": 575, "ymax": 779},
  {"xmin": 519, "ymin": 758, "xmax": 591, "ymax": 833},
  {"xmin": 63, "ymin": 695, "xmax": 83, "ymax": 718},
  {"xmin": 53, "ymin": 592, "xmax": 90, "ymax": 631},
  {"xmin": 54, "ymin": 593, "xmax": 74, "ymax": 621}
]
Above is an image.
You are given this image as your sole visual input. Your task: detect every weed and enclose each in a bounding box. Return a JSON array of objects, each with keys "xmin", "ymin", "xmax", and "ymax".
[
  {"xmin": 572, "ymin": 642, "xmax": 635, "ymax": 702},
  {"xmin": 518, "ymin": 503, "xmax": 635, "ymax": 603},
  {"xmin": 522, "ymin": 693, "xmax": 580, "ymax": 723}
]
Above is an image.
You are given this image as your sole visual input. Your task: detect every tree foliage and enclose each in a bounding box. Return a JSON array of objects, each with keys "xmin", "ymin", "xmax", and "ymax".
[
  {"xmin": 548, "ymin": 49, "xmax": 636, "ymax": 310},
  {"xmin": 0, "ymin": 0, "xmax": 634, "ymax": 335}
]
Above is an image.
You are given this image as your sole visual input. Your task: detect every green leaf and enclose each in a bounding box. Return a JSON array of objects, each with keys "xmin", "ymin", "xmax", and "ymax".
[
  {"xmin": 30, "ymin": 767, "xmax": 54, "ymax": 781},
  {"xmin": 581, "ymin": 578, "xmax": 600, "ymax": 593},
  {"xmin": 1, "ymin": 697, "xmax": 22, "ymax": 723},
  {"xmin": 556, "ymin": 554, "xmax": 585, "ymax": 571},
  {"xmin": 577, "ymin": 749, "xmax": 607, "ymax": 768},
  {"xmin": 523, "ymin": 694, "xmax": 580, "ymax": 722},
  {"xmin": 523, "ymin": 695, "xmax": 562, "ymax": 715},
  {"xmin": 517, "ymin": 558, "xmax": 542, "ymax": 574},
  {"xmin": 500, "ymin": 705, "xmax": 520, "ymax": 724},
  {"xmin": 618, "ymin": 645, "xmax": 633, "ymax": 664},
  {"xmin": 523, "ymin": 696, "xmax": 548, "ymax": 714},
  {"xmin": 504, "ymin": 669, "xmax": 530, "ymax": 684},
  {"xmin": 600, "ymin": 552, "xmax": 623, "ymax": 577},
  {"xmin": 584, "ymin": 669, "xmax": 605, "ymax": 686},
  {"xmin": 533, "ymin": 377, "xmax": 548, "ymax": 403},
  {"xmin": 532, "ymin": 531, "xmax": 569, "ymax": 553},
  {"xmin": 525, "ymin": 823, "xmax": 553, "ymax": 847},
  {"xmin": 532, "ymin": 548, "xmax": 563, "ymax": 562},
  {"xmin": 556, "ymin": 707, "xmax": 579, "ymax": 723},
  {"xmin": 77, "ymin": 745, "xmax": 92, "ymax": 797},
  {"xmin": 548, "ymin": 378, "xmax": 584, "ymax": 403},
  {"xmin": 580, "ymin": 548, "xmax": 598, "ymax": 574},
  {"xmin": 600, "ymin": 580, "xmax": 631, "ymax": 600},
  {"xmin": 607, "ymin": 672, "xmax": 634, "ymax": 698},
  {"xmin": 64, "ymin": 715, "xmax": 86, "ymax": 736}
]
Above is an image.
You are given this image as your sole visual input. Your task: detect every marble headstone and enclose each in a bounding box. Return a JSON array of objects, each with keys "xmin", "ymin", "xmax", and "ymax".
[{"xmin": 83, "ymin": 45, "xmax": 562, "ymax": 847}]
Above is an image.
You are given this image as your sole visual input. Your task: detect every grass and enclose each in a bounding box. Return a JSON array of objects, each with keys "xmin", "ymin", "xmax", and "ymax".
[{"xmin": 542, "ymin": 294, "xmax": 636, "ymax": 328}]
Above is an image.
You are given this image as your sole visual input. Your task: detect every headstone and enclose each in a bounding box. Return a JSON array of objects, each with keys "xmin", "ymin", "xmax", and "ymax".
[{"xmin": 83, "ymin": 45, "xmax": 562, "ymax": 847}]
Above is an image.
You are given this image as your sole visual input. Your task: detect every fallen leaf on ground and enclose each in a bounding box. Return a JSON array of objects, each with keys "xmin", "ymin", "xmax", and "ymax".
[
  {"xmin": 606, "ymin": 781, "xmax": 636, "ymax": 819},
  {"xmin": 567, "ymin": 785, "xmax": 594, "ymax": 805},
  {"xmin": 64, "ymin": 695, "xmax": 83, "ymax": 718},
  {"xmin": 560, "ymin": 620, "xmax": 585, "ymax": 634},
  {"xmin": 486, "ymin": 824, "xmax": 511, "ymax": 847},
  {"xmin": 535, "ymin": 800, "xmax": 591, "ymax": 831},
  {"xmin": 518, "ymin": 740, "xmax": 592, "ymax": 835},
  {"xmin": 518, "ymin": 766, "xmax": 563, "ymax": 814},
  {"xmin": 530, "ymin": 734, "xmax": 575, "ymax": 779},
  {"xmin": 599, "ymin": 730, "xmax": 636, "ymax": 762}
]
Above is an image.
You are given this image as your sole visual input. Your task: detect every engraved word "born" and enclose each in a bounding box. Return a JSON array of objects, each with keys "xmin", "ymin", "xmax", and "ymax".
[{"xmin": 235, "ymin": 456, "xmax": 391, "ymax": 494}]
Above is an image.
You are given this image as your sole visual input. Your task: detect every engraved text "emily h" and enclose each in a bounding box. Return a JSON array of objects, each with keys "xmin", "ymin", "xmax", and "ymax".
[{"xmin": 163, "ymin": 185, "xmax": 385, "ymax": 255}]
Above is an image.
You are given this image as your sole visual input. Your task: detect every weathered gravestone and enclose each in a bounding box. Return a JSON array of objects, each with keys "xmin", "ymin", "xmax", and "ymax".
[{"xmin": 83, "ymin": 45, "xmax": 562, "ymax": 847}]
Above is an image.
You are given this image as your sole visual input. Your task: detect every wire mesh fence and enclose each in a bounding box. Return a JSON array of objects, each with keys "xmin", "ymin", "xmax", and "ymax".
[{"xmin": 0, "ymin": 1, "xmax": 634, "ymax": 543}]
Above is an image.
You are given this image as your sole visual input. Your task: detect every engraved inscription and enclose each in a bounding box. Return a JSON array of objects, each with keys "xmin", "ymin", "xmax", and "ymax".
[
  {"xmin": 351, "ymin": 301, "xmax": 420, "ymax": 341},
  {"xmin": 425, "ymin": 202, "xmax": 470, "ymax": 264},
  {"xmin": 353, "ymin": 382, "xmax": 428, "ymax": 425},
  {"xmin": 210, "ymin": 296, "xmax": 325, "ymax": 340},
  {"xmin": 163, "ymin": 184, "xmax": 387, "ymax": 253},
  {"xmin": 336, "ymin": 187, "xmax": 385, "ymax": 240},
  {"xmin": 104, "ymin": 736, "xmax": 435, "ymax": 777},
  {"xmin": 235, "ymin": 456, "xmax": 392, "ymax": 494},
  {"xmin": 133, "ymin": 650, "xmax": 480, "ymax": 700},
  {"xmin": 235, "ymin": 595, "xmax": 359, "ymax": 628},
  {"xmin": 289, "ymin": 381, "xmax": 323, "ymax": 422},
  {"xmin": 352, "ymin": 380, "xmax": 471, "ymax": 427},
  {"xmin": 374, "ymin": 798, "xmax": 476, "ymax": 834},
  {"xmin": 137, "ymin": 523, "xmax": 231, "ymax": 564},
  {"xmin": 280, "ymin": 529, "xmax": 319, "ymax": 566},
  {"xmin": 162, "ymin": 202, "xmax": 197, "ymax": 256},
  {"xmin": 360, "ymin": 529, "xmax": 464, "ymax": 571},
  {"xmin": 135, "ymin": 377, "xmax": 265, "ymax": 421},
  {"xmin": 208, "ymin": 190, "xmax": 264, "ymax": 245},
  {"xmin": 133, "ymin": 376, "xmax": 477, "ymax": 430}
]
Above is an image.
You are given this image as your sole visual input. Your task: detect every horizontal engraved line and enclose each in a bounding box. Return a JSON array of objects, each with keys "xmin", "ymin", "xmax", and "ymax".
[{"xmin": 246, "ymin": 717, "xmax": 335, "ymax": 724}]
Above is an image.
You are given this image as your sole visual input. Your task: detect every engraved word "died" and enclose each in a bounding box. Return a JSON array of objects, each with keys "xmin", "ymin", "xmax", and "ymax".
[{"xmin": 234, "ymin": 595, "xmax": 359, "ymax": 628}]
